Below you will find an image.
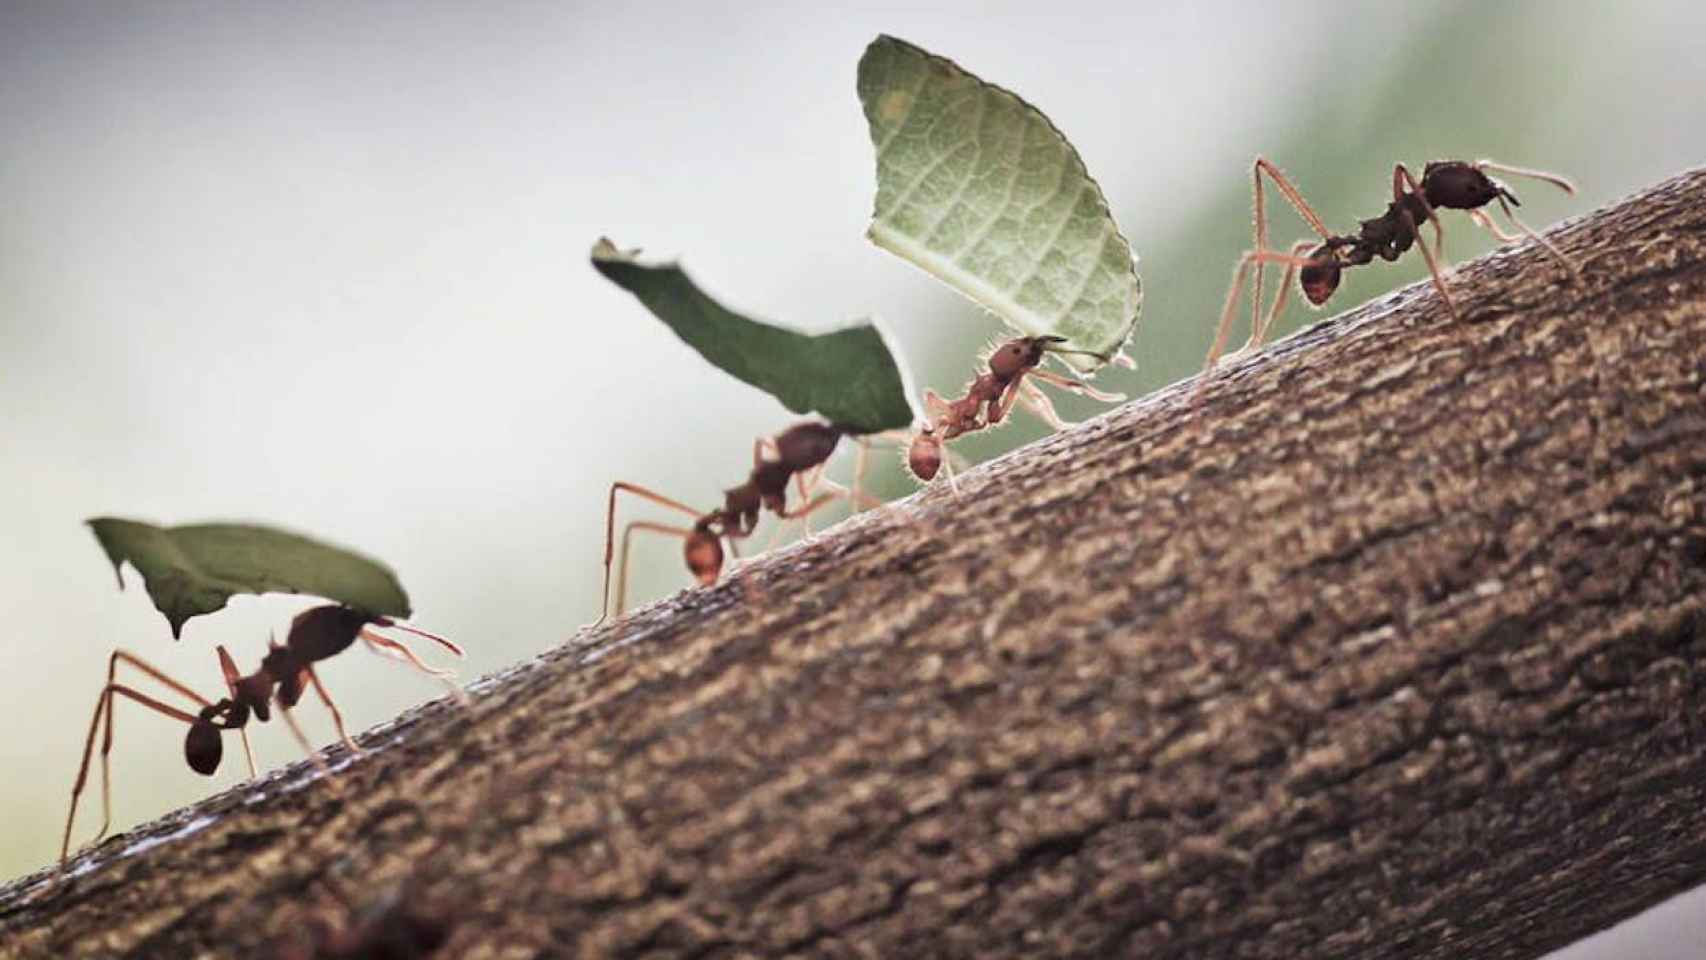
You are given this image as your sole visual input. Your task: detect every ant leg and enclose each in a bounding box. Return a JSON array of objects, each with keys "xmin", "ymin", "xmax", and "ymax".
[
  {"xmin": 988, "ymin": 378, "xmax": 1025, "ymax": 427},
  {"xmin": 1028, "ymin": 368, "xmax": 1127, "ymax": 403},
  {"xmin": 278, "ymin": 704, "xmax": 333, "ymax": 778},
  {"xmin": 302, "ymin": 666, "xmax": 363, "ymax": 754},
  {"xmin": 211, "ymin": 647, "xmax": 258, "ymax": 778},
  {"xmin": 779, "ymin": 492, "xmax": 839, "ymax": 521},
  {"xmin": 95, "ymin": 652, "xmax": 220, "ymax": 846},
  {"xmin": 758, "ymin": 468, "xmax": 820, "ymax": 552},
  {"xmin": 615, "ymin": 520, "xmax": 694, "ymax": 617},
  {"xmin": 1251, "ymin": 155, "xmax": 1336, "ymax": 339},
  {"xmin": 1398, "ymin": 206, "xmax": 1458, "ymax": 319},
  {"xmin": 797, "ymin": 465, "xmax": 825, "ymax": 539},
  {"xmin": 1469, "ymin": 208, "xmax": 1522, "ymax": 242},
  {"xmin": 849, "ymin": 437, "xmax": 875, "ymax": 512},
  {"xmin": 1205, "ymin": 247, "xmax": 1322, "ymax": 379},
  {"xmin": 1395, "ymin": 164, "xmax": 1448, "ymax": 268},
  {"xmin": 1251, "ymin": 239, "xmax": 1319, "ymax": 347},
  {"xmin": 846, "ymin": 437, "xmax": 872, "ymax": 512},
  {"xmin": 64, "ymin": 669, "xmax": 207, "ymax": 863},
  {"xmin": 1474, "ymin": 159, "xmax": 1577, "ymax": 196},
  {"xmin": 1254, "ymin": 156, "xmax": 1334, "ymax": 238},
  {"xmin": 1494, "ymin": 194, "xmax": 1582, "ymax": 280},
  {"xmin": 600, "ymin": 482, "xmax": 705, "ymax": 625},
  {"xmin": 1018, "ymin": 379, "xmax": 1071, "ymax": 431},
  {"xmin": 936, "ymin": 445, "xmax": 963, "ymax": 497},
  {"xmin": 358, "ymin": 634, "xmax": 468, "ymax": 708}
]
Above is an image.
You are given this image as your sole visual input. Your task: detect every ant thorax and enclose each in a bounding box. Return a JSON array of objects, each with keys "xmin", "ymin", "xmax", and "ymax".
[{"xmin": 720, "ymin": 483, "xmax": 765, "ymax": 532}]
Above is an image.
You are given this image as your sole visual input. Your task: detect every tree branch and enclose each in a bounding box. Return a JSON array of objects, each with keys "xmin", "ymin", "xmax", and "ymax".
[{"xmin": 5, "ymin": 167, "xmax": 1705, "ymax": 960}]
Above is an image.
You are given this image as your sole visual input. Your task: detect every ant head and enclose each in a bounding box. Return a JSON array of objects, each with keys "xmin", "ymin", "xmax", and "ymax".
[
  {"xmin": 772, "ymin": 422, "xmax": 842, "ymax": 472},
  {"xmin": 1421, "ymin": 161, "xmax": 1503, "ymax": 211},
  {"xmin": 288, "ymin": 605, "xmax": 373, "ymax": 663},
  {"xmin": 185, "ymin": 709, "xmax": 225, "ymax": 775},
  {"xmin": 684, "ymin": 528, "xmax": 725, "ymax": 585},
  {"xmin": 907, "ymin": 426, "xmax": 942, "ymax": 481},
  {"xmin": 989, "ymin": 338, "xmax": 1051, "ymax": 379},
  {"xmin": 1299, "ymin": 244, "xmax": 1342, "ymax": 306}
]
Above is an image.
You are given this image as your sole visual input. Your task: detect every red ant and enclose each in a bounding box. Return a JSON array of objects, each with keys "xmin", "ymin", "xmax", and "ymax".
[
  {"xmin": 599, "ymin": 420, "xmax": 877, "ymax": 621},
  {"xmin": 1205, "ymin": 157, "xmax": 1580, "ymax": 372},
  {"xmin": 905, "ymin": 335, "xmax": 1125, "ymax": 490},
  {"xmin": 61, "ymin": 604, "xmax": 463, "ymax": 863}
]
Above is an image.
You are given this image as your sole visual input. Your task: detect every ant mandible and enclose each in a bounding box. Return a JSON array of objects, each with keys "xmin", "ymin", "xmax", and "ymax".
[
  {"xmin": 1205, "ymin": 156, "xmax": 1581, "ymax": 373},
  {"xmin": 905, "ymin": 335, "xmax": 1125, "ymax": 491},
  {"xmin": 599, "ymin": 419, "xmax": 874, "ymax": 622},
  {"xmin": 61, "ymin": 604, "xmax": 463, "ymax": 863}
]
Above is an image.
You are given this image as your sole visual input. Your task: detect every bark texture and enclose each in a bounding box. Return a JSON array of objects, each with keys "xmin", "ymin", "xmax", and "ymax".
[{"xmin": 3, "ymin": 168, "xmax": 1706, "ymax": 960}]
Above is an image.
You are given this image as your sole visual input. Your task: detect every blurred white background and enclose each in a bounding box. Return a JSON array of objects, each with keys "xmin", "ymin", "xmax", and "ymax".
[{"xmin": 2, "ymin": 2, "xmax": 1702, "ymax": 955}]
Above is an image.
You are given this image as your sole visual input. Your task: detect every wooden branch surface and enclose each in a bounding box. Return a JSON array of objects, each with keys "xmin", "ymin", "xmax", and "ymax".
[{"xmin": 3, "ymin": 168, "xmax": 1705, "ymax": 960}]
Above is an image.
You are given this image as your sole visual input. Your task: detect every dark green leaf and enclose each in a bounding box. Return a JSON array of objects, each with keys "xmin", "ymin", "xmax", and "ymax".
[
  {"xmin": 88, "ymin": 518, "xmax": 411, "ymax": 638},
  {"xmin": 591, "ymin": 239, "xmax": 916, "ymax": 434}
]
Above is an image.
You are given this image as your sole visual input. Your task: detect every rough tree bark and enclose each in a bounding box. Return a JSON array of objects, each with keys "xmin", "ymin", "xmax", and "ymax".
[{"xmin": 3, "ymin": 167, "xmax": 1705, "ymax": 960}]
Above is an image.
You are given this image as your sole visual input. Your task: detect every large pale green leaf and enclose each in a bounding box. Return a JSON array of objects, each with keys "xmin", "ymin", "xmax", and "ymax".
[
  {"xmin": 591, "ymin": 238, "xmax": 915, "ymax": 434},
  {"xmin": 88, "ymin": 518, "xmax": 411, "ymax": 637},
  {"xmin": 858, "ymin": 34, "xmax": 1141, "ymax": 373}
]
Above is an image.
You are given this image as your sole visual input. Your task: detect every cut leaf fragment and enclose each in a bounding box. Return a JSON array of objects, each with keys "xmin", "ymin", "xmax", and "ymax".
[
  {"xmin": 591, "ymin": 238, "xmax": 915, "ymax": 434},
  {"xmin": 858, "ymin": 34, "xmax": 1141, "ymax": 373},
  {"xmin": 88, "ymin": 518, "xmax": 411, "ymax": 638}
]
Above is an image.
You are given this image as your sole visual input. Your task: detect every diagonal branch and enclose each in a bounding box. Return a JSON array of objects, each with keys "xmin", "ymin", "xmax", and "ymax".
[{"xmin": 4, "ymin": 167, "xmax": 1706, "ymax": 959}]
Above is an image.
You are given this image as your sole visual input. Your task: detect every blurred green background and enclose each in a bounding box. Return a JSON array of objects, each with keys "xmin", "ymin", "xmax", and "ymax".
[{"xmin": 2, "ymin": 3, "xmax": 1702, "ymax": 955}]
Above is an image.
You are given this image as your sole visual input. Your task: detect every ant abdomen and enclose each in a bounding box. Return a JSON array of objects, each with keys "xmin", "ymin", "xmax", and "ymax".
[
  {"xmin": 185, "ymin": 716, "xmax": 223, "ymax": 775},
  {"xmin": 685, "ymin": 529, "xmax": 724, "ymax": 584},
  {"xmin": 1300, "ymin": 244, "xmax": 1342, "ymax": 305},
  {"xmin": 908, "ymin": 430, "xmax": 943, "ymax": 481}
]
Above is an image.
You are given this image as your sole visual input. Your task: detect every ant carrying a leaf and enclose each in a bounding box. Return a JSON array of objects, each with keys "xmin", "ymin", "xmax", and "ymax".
[
  {"xmin": 599, "ymin": 419, "xmax": 880, "ymax": 622},
  {"xmin": 1205, "ymin": 156, "xmax": 1581, "ymax": 374},
  {"xmin": 61, "ymin": 604, "xmax": 463, "ymax": 863},
  {"xmin": 904, "ymin": 336, "xmax": 1127, "ymax": 493}
]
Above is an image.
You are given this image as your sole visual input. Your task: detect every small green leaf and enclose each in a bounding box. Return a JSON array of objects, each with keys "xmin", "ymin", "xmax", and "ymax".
[
  {"xmin": 87, "ymin": 518, "xmax": 411, "ymax": 638},
  {"xmin": 591, "ymin": 238, "xmax": 916, "ymax": 434},
  {"xmin": 858, "ymin": 35, "xmax": 1142, "ymax": 372}
]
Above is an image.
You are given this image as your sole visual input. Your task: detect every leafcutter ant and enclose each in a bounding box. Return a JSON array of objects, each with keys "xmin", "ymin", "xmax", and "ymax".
[
  {"xmin": 1205, "ymin": 156, "xmax": 1580, "ymax": 373},
  {"xmin": 61, "ymin": 604, "xmax": 463, "ymax": 863},
  {"xmin": 904, "ymin": 335, "xmax": 1126, "ymax": 492},
  {"xmin": 599, "ymin": 419, "xmax": 877, "ymax": 622}
]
